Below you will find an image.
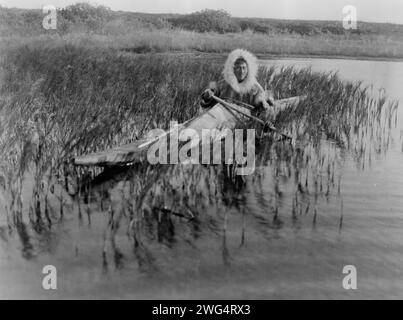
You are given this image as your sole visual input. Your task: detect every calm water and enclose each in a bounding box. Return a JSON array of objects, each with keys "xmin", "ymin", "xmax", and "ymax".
[{"xmin": 1, "ymin": 58, "xmax": 402, "ymax": 299}]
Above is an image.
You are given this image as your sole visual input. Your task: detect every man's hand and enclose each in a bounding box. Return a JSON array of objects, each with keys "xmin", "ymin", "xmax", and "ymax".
[
  {"xmin": 202, "ymin": 89, "xmax": 214, "ymax": 101},
  {"xmin": 200, "ymin": 88, "xmax": 216, "ymax": 110}
]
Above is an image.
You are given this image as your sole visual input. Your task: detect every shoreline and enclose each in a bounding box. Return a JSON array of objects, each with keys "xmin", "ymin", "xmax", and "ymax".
[
  {"xmin": 256, "ymin": 53, "xmax": 403, "ymax": 62},
  {"xmin": 126, "ymin": 50, "xmax": 403, "ymax": 62}
]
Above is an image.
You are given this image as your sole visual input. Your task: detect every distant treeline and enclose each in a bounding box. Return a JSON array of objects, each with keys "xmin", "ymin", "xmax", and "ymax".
[{"xmin": 2, "ymin": 2, "xmax": 403, "ymax": 39}]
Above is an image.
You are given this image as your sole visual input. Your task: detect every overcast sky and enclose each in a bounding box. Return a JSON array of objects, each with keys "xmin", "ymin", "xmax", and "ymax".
[{"xmin": 1, "ymin": 0, "xmax": 403, "ymax": 24}]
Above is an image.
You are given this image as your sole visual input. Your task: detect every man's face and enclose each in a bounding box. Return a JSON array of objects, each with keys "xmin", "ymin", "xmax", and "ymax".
[{"xmin": 234, "ymin": 62, "xmax": 248, "ymax": 82}]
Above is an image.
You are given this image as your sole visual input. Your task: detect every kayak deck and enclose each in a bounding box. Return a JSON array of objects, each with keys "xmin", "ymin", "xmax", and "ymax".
[{"xmin": 74, "ymin": 96, "xmax": 303, "ymax": 166}]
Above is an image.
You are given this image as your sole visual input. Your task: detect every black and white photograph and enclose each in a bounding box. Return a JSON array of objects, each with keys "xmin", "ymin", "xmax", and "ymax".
[{"xmin": 0, "ymin": 0, "xmax": 402, "ymax": 302}]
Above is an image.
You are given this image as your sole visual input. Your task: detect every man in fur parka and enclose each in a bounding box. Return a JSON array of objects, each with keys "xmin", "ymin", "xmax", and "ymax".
[{"xmin": 200, "ymin": 49, "xmax": 274, "ymax": 117}]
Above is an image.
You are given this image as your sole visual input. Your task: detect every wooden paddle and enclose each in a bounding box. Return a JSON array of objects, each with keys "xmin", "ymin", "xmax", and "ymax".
[{"xmin": 211, "ymin": 95, "xmax": 293, "ymax": 140}]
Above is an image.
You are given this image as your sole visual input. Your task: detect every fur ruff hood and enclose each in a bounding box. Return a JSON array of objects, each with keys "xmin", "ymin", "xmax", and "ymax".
[{"xmin": 222, "ymin": 49, "xmax": 258, "ymax": 95}]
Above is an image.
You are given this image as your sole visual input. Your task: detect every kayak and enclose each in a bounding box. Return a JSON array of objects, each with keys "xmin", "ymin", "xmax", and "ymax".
[{"xmin": 74, "ymin": 96, "xmax": 303, "ymax": 166}]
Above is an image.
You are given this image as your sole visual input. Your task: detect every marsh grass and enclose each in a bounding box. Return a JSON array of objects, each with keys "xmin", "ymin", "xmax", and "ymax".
[
  {"xmin": 0, "ymin": 41, "xmax": 398, "ymax": 267},
  {"xmin": 3, "ymin": 30, "xmax": 403, "ymax": 60}
]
